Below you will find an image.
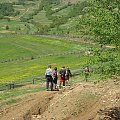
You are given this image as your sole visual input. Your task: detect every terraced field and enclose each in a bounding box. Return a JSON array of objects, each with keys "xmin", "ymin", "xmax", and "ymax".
[{"xmin": 0, "ymin": 0, "xmax": 82, "ymax": 35}]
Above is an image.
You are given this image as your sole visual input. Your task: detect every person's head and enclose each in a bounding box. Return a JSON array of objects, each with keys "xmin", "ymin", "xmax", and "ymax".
[
  {"xmin": 48, "ymin": 65, "xmax": 52, "ymax": 68},
  {"xmin": 67, "ymin": 67, "xmax": 69, "ymax": 70},
  {"xmin": 54, "ymin": 67, "xmax": 57, "ymax": 71},
  {"xmin": 62, "ymin": 66, "xmax": 65, "ymax": 69}
]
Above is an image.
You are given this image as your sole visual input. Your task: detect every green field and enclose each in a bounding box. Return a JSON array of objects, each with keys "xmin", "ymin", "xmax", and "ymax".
[
  {"xmin": 33, "ymin": 10, "xmax": 52, "ymax": 25},
  {"xmin": 0, "ymin": 35, "xmax": 98, "ymax": 84},
  {"xmin": 0, "ymin": 0, "xmax": 119, "ymax": 85}
]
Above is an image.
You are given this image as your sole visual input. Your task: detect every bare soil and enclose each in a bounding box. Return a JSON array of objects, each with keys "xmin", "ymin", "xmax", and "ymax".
[{"xmin": 0, "ymin": 78, "xmax": 120, "ymax": 120}]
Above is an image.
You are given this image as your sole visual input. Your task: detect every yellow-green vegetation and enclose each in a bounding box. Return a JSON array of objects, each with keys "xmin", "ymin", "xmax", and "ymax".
[
  {"xmin": 0, "ymin": 35, "xmax": 97, "ymax": 84},
  {"xmin": 33, "ymin": 10, "xmax": 52, "ymax": 25},
  {"xmin": 1, "ymin": 35, "xmax": 119, "ymax": 85}
]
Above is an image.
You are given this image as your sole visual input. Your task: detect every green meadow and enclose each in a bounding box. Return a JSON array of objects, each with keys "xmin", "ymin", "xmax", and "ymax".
[{"xmin": 0, "ymin": 35, "xmax": 98, "ymax": 84}]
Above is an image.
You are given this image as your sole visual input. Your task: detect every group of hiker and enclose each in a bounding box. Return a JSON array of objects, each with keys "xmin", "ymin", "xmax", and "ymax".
[{"xmin": 45, "ymin": 65, "xmax": 72, "ymax": 91}]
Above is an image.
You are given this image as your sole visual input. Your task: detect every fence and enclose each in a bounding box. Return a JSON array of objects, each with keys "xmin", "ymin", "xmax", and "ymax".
[
  {"xmin": 0, "ymin": 69, "xmax": 83, "ymax": 91},
  {"xmin": 0, "ymin": 51, "xmax": 85, "ymax": 64}
]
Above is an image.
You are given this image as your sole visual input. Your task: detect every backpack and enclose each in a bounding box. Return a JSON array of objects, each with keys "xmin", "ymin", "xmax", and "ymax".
[
  {"xmin": 53, "ymin": 70, "xmax": 57, "ymax": 79},
  {"xmin": 60, "ymin": 69, "xmax": 66, "ymax": 79}
]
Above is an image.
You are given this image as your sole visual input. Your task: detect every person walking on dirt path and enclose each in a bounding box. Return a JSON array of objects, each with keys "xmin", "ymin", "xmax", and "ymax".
[
  {"xmin": 65, "ymin": 67, "xmax": 72, "ymax": 85},
  {"xmin": 84, "ymin": 66, "xmax": 91, "ymax": 82},
  {"xmin": 45, "ymin": 65, "xmax": 53, "ymax": 91},
  {"xmin": 52, "ymin": 67, "xmax": 58, "ymax": 90},
  {"xmin": 59, "ymin": 66, "xmax": 66, "ymax": 88}
]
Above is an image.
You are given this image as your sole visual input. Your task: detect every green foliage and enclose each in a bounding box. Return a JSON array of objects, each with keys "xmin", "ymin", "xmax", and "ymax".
[
  {"xmin": 0, "ymin": 3, "xmax": 19, "ymax": 16},
  {"xmin": 5, "ymin": 25, "xmax": 9, "ymax": 30},
  {"xmin": 37, "ymin": 24, "xmax": 49, "ymax": 34},
  {"xmin": 93, "ymin": 48, "xmax": 120, "ymax": 76},
  {"xmin": 68, "ymin": 1, "xmax": 89, "ymax": 18},
  {"xmin": 18, "ymin": 0, "xmax": 25, "ymax": 5},
  {"xmin": 78, "ymin": 0, "xmax": 120, "ymax": 47},
  {"xmin": 46, "ymin": 1, "xmax": 91, "ymax": 36},
  {"xmin": 52, "ymin": 3, "xmax": 72, "ymax": 15},
  {"xmin": 50, "ymin": 16, "xmax": 68, "ymax": 28},
  {"xmin": 41, "ymin": 0, "xmax": 60, "ymax": 6}
]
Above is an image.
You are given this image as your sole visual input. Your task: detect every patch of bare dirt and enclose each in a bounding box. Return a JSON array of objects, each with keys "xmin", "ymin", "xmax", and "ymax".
[
  {"xmin": 0, "ymin": 30, "xmax": 15, "ymax": 33},
  {"xmin": 0, "ymin": 78, "xmax": 119, "ymax": 120}
]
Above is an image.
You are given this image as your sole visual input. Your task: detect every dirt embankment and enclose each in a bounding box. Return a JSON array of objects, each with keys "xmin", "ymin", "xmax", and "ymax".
[{"xmin": 0, "ymin": 78, "xmax": 120, "ymax": 120}]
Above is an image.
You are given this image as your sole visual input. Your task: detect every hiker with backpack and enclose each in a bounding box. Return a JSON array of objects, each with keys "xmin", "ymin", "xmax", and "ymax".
[
  {"xmin": 52, "ymin": 67, "xmax": 58, "ymax": 90},
  {"xmin": 59, "ymin": 66, "xmax": 66, "ymax": 88},
  {"xmin": 45, "ymin": 65, "xmax": 53, "ymax": 91},
  {"xmin": 65, "ymin": 67, "xmax": 72, "ymax": 84}
]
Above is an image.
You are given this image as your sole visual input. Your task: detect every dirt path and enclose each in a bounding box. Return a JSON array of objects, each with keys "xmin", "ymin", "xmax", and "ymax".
[
  {"xmin": 32, "ymin": 79, "xmax": 120, "ymax": 120},
  {"xmin": 0, "ymin": 78, "xmax": 119, "ymax": 120}
]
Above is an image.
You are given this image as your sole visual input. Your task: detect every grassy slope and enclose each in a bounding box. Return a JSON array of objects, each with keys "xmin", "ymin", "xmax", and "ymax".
[
  {"xmin": 52, "ymin": 6, "xmax": 71, "ymax": 16},
  {"xmin": 0, "ymin": 35, "xmax": 97, "ymax": 84},
  {"xmin": 33, "ymin": 10, "xmax": 52, "ymax": 25},
  {"xmin": 0, "ymin": 35, "xmax": 90, "ymax": 60}
]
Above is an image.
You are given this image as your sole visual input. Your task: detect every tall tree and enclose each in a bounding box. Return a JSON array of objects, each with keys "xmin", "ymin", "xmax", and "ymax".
[{"xmin": 79, "ymin": 0, "xmax": 120, "ymax": 47}]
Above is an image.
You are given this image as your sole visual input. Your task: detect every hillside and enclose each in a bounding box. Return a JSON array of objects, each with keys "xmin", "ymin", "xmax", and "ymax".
[
  {"xmin": 0, "ymin": 77, "xmax": 120, "ymax": 120},
  {"xmin": 0, "ymin": 35, "xmax": 98, "ymax": 85},
  {"xmin": 0, "ymin": 35, "xmax": 119, "ymax": 120},
  {"xmin": 0, "ymin": 0, "xmax": 81, "ymax": 35},
  {"xmin": 0, "ymin": 0, "xmax": 119, "ymax": 120},
  {"xmin": 0, "ymin": 0, "xmax": 119, "ymax": 47}
]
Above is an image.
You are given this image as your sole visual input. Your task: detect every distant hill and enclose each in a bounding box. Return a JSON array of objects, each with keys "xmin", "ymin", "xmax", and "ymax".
[
  {"xmin": 0, "ymin": 0, "xmax": 85, "ymax": 35},
  {"xmin": 0, "ymin": 0, "xmax": 119, "ymax": 48}
]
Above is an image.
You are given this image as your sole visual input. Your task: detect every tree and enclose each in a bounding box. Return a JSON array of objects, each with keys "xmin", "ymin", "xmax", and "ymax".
[
  {"xmin": 5, "ymin": 25, "xmax": 9, "ymax": 30},
  {"xmin": 79, "ymin": 0, "xmax": 120, "ymax": 47},
  {"xmin": 0, "ymin": 3, "xmax": 20, "ymax": 17},
  {"xmin": 67, "ymin": 1, "xmax": 89, "ymax": 18}
]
